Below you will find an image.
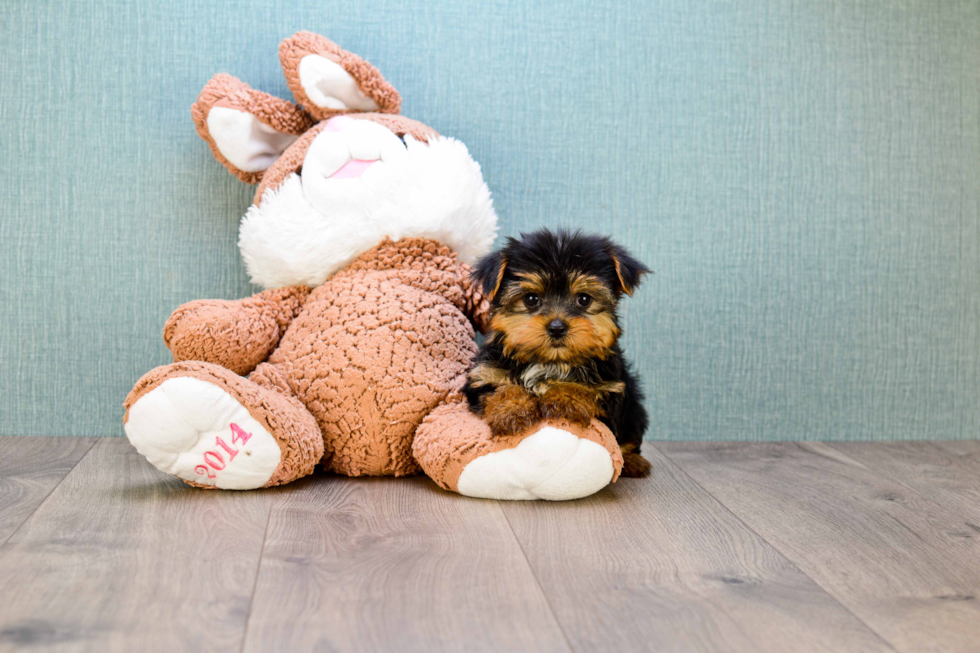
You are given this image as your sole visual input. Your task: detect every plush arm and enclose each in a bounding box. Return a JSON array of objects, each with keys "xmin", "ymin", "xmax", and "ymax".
[
  {"xmin": 459, "ymin": 263, "xmax": 492, "ymax": 334},
  {"xmin": 163, "ymin": 285, "xmax": 311, "ymax": 375}
]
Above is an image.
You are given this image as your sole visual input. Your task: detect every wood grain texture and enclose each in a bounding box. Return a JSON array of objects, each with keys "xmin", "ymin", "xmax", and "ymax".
[
  {"xmin": 659, "ymin": 442, "xmax": 980, "ymax": 653},
  {"xmin": 4, "ymin": 437, "xmax": 980, "ymax": 652},
  {"xmin": 0, "ymin": 438, "xmax": 273, "ymax": 653},
  {"xmin": 242, "ymin": 476, "xmax": 570, "ymax": 653},
  {"xmin": 933, "ymin": 440, "xmax": 980, "ymax": 467},
  {"xmin": 500, "ymin": 445, "xmax": 893, "ymax": 653},
  {"xmin": 0, "ymin": 436, "xmax": 95, "ymax": 546},
  {"xmin": 830, "ymin": 442, "xmax": 980, "ymax": 527}
]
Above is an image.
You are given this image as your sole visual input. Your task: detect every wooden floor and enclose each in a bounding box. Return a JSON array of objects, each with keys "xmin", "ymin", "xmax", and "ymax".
[{"xmin": 1, "ymin": 438, "xmax": 979, "ymax": 652}]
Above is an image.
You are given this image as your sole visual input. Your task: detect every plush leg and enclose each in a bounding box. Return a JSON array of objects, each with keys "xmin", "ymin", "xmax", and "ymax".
[
  {"xmin": 413, "ymin": 398, "xmax": 624, "ymax": 501},
  {"xmin": 123, "ymin": 361, "xmax": 323, "ymax": 490},
  {"xmin": 164, "ymin": 285, "xmax": 310, "ymax": 376}
]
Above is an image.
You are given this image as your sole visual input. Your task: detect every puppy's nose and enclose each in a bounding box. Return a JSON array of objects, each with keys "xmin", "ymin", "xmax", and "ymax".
[{"xmin": 547, "ymin": 319, "xmax": 569, "ymax": 339}]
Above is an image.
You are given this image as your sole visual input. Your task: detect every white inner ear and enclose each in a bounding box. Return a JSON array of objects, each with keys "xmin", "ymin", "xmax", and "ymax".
[
  {"xmin": 298, "ymin": 55, "xmax": 379, "ymax": 111},
  {"xmin": 206, "ymin": 107, "xmax": 299, "ymax": 173}
]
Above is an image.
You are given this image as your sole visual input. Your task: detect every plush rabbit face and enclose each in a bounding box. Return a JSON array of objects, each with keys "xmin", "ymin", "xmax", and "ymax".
[{"xmin": 192, "ymin": 32, "xmax": 497, "ymax": 289}]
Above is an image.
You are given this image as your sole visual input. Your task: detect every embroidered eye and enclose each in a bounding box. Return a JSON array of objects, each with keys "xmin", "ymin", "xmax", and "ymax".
[
  {"xmin": 523, "ymin": 293, "xmax": 541, "ymax": 309},
  {"xmin": 576, "ymin": 293, "xmax": 593, "ymax": 308}
]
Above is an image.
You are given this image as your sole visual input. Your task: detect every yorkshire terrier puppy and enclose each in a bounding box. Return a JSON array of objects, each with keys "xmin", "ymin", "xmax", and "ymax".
[{"xmin": 464, "ymin": 229, "xmax": 652, "ymax": 477}]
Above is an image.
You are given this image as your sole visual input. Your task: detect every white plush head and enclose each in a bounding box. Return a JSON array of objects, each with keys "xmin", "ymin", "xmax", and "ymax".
[
  {"xmin": 191, "ymin": 32, "xmax": 498, "ymax": 289},
  {"xmin": 240, "ymin": 117, "xmax": 496, "ymax": 288}
]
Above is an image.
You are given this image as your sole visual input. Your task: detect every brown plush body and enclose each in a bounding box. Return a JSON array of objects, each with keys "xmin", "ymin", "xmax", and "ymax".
[
  {"xmin": 261, "ymin": 239, "xmax": 484, "ymax": 476},
  {"xmin": 130, "ymin": 238, "xmax": 486, "ymax": 478}
]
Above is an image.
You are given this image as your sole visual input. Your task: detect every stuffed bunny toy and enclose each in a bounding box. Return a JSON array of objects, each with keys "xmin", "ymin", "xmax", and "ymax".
[{"xmin": 123, "ymin": 32, "xmax": 624, "ymax": 500}]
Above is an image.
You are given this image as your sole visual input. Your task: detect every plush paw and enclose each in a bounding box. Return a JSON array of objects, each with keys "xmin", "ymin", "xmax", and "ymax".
[
  {"xmin": 124, "ymin": 377, "xmax": 282, "ymax": 490},
  {"xmin": 539, "ymin": 383, "xmax": 597, "ymax": 427},
  {"xmin": 482, "ymin": 386, "xmax": 541, "ymax": 437},
  {"xmin": 413, "ymin": 401, "xmax": 624, "ymax": 501},
  {"xmin": 163, "ymin": 299, "xmax": 281, "ymax": 375},
  {"xmin": 456, "ymin": 425, "xmax": 616, "ymax": 501}
]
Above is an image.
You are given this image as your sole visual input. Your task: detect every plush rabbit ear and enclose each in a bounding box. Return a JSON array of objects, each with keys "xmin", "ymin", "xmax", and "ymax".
[
  {"xmin": 191, "ymin": 73, "xmax": 315, "ymax": 184},
  {"xmin": 279, "ymin": 31, "xmax": 401, "ymax": 120}
]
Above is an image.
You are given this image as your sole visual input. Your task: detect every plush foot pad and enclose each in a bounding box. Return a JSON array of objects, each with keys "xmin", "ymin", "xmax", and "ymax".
[
  {"xmin": 457, "ymin": 426, "xmax": 615, "ymax": 500},
  {"xmin": 125, "ymin": 377, "xmax": 282, "ymax": 489},
  {"xmin": 414, "ymin": 401, "xmax": 623, "ymax": 501}
]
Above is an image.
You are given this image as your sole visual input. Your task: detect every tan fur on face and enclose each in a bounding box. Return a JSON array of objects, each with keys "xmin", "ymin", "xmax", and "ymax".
[
  {"xmin": 490, "ymin": 269, "xmax": 621, "ymax": 365},
  {"xmin": 564, "ymin": 313, "xmax": 619, "ymax": 360},
  {"xmin": 490, "ymin": 312, "xmax": 558, "ymax": 362},
  {"xmin": 490, "ymin": 310, "xmax": 619, "ymax": 365},
  {"xmin": 569, "ymin": 273, "xmax": 615, "ymax": 306},
  {"xmin": 498, "ymin": 272, "xmax": 546, "ymax": 306},
  {"xmin": 491, "ymin": 282, "xmax": 620, "ymax": 365}
]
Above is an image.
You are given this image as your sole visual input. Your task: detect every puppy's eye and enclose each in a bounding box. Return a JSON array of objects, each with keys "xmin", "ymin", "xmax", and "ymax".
[
  {"xmin": 523, "ymin": 293, "xmax": 541, "ymax": 309},
  {"xmin": 576, "ymin": 293, "xmax": 593, "ymax": 308}
]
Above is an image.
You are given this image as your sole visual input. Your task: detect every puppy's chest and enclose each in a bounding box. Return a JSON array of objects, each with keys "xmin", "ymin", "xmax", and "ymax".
[{"xmin": 519, "ymin": 363, "xmax": 593, "ymax": 395}]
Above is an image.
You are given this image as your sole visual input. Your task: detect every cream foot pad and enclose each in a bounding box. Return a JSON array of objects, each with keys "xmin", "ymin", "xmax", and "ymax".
[
  {"xmin": 456, "ymin": 426, "xmax": 615, "ymax": 501},
  {"xmin": 125, "ymin": 377, "xmax": 281, "ymax": 490}
]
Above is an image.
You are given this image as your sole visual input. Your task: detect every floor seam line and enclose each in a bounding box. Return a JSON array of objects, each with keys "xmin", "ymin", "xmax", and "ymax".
[
  {"xmin": 239, "ymin": 496, "xmax": 274, "ymax": 653},
  {"xmin": 650, "ymin": 442, "xmax": 904, "ymax": 653},
  {"xmin": 0, "ymin": 437, "xmax": 99, "ymax": 551},
  {"xmin": 497, "ymin": 501, "xmax": 578, "ymax": 653}
]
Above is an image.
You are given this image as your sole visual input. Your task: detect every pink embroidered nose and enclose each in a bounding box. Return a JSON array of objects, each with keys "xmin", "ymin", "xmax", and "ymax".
[
  {"xmin": 328, "ymin": 159, "xmax": 378, "ymax": 179},
  {"xmin": 322, "ymin": 116, "xmax": 380, "ymax": 178},
  {"xmin": 324, "ymin": 115, "xmax": 356, "ymax": 132}
]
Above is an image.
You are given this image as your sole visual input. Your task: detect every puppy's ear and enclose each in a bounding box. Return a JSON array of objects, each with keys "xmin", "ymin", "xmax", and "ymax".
[
  {"xmin": 609, "ymin": 245, "xmax": 651, "ymax": 296},
  {"xmin": 472, "ymin": 252, "xmax": 508, "ymax": 302}
]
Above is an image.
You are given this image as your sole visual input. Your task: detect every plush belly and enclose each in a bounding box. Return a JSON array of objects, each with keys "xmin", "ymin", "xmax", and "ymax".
[{"xmin": 269, "ymin": 275, "xmax": 476, "ymax": 476}]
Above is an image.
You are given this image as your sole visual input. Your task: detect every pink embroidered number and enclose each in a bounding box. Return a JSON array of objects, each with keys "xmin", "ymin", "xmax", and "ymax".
[
  {"xmin": 230, "ymin": 423, "xmax": 252, "ymax": 445},
  {"xmin": 203, "ymin": 451, "xmax": 225, "ymax": 470},
  {"xmin": 215, "ymin": 436, "xmax": 238, "ymax": 461},
  {"xmin": 194, "ymin": 423, "xmax": 254, "ymax": 479}
]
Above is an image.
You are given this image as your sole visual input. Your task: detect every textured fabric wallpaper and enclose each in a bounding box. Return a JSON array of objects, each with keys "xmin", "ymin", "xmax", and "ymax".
[{"xmin": 1, "ymin": 0, "xmax": 977, "ymax": 439}]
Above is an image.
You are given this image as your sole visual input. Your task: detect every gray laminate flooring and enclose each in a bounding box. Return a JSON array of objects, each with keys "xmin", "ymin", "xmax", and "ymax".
[{"xmin": 1, "ymin": 436, "xmax": 978, "ymax": 653}]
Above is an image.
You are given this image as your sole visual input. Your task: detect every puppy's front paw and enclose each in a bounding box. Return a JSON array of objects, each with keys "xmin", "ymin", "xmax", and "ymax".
[
  {"xmin": 483, "ymin": 386, "xmax": 541, "ymax": 437},
  {"xmin": 621, "ymin": 452, "xmax": 652, "ymax": 478},
  {"xmin": 539, "ymin": 383, "xmax": 597, "ymax": 427}
]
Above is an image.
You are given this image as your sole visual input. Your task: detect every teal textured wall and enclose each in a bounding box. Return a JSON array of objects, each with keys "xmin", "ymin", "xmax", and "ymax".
[{"xmin": 1, "ymin": 0, "xmax": 977, "ymax": 439}]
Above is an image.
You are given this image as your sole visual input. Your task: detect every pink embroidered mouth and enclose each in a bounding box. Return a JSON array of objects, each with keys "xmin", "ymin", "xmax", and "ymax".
[{"xmin": 328, "ymin": 159, "xmax": 379, "ymax": 179}]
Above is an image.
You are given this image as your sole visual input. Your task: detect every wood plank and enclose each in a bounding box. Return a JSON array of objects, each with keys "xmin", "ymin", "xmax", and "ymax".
[
  {"xmin": 830, "ymin": 442, "xmax": 980, "ymax": 529},
  {"xmin": 659, "ymin": 442, "xmax": 980, "ymax": 653},
  {"xmin": 0, "ymin": 436, "xmax": 95, "ymax": 545},
  {"xmin": 242, "ymin": 476, "xmax": 570, "ymax": 653},
  {"xmin": 932, "ymin": 440, "xmax": 980, "ymax": 467},
  {"xmin": 0, "ymin": 438, "xmax": 273, "ymax": 653},
  {"xmin": 499, "ymin": 445, "xmax": 893, "ymax": 653}
]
